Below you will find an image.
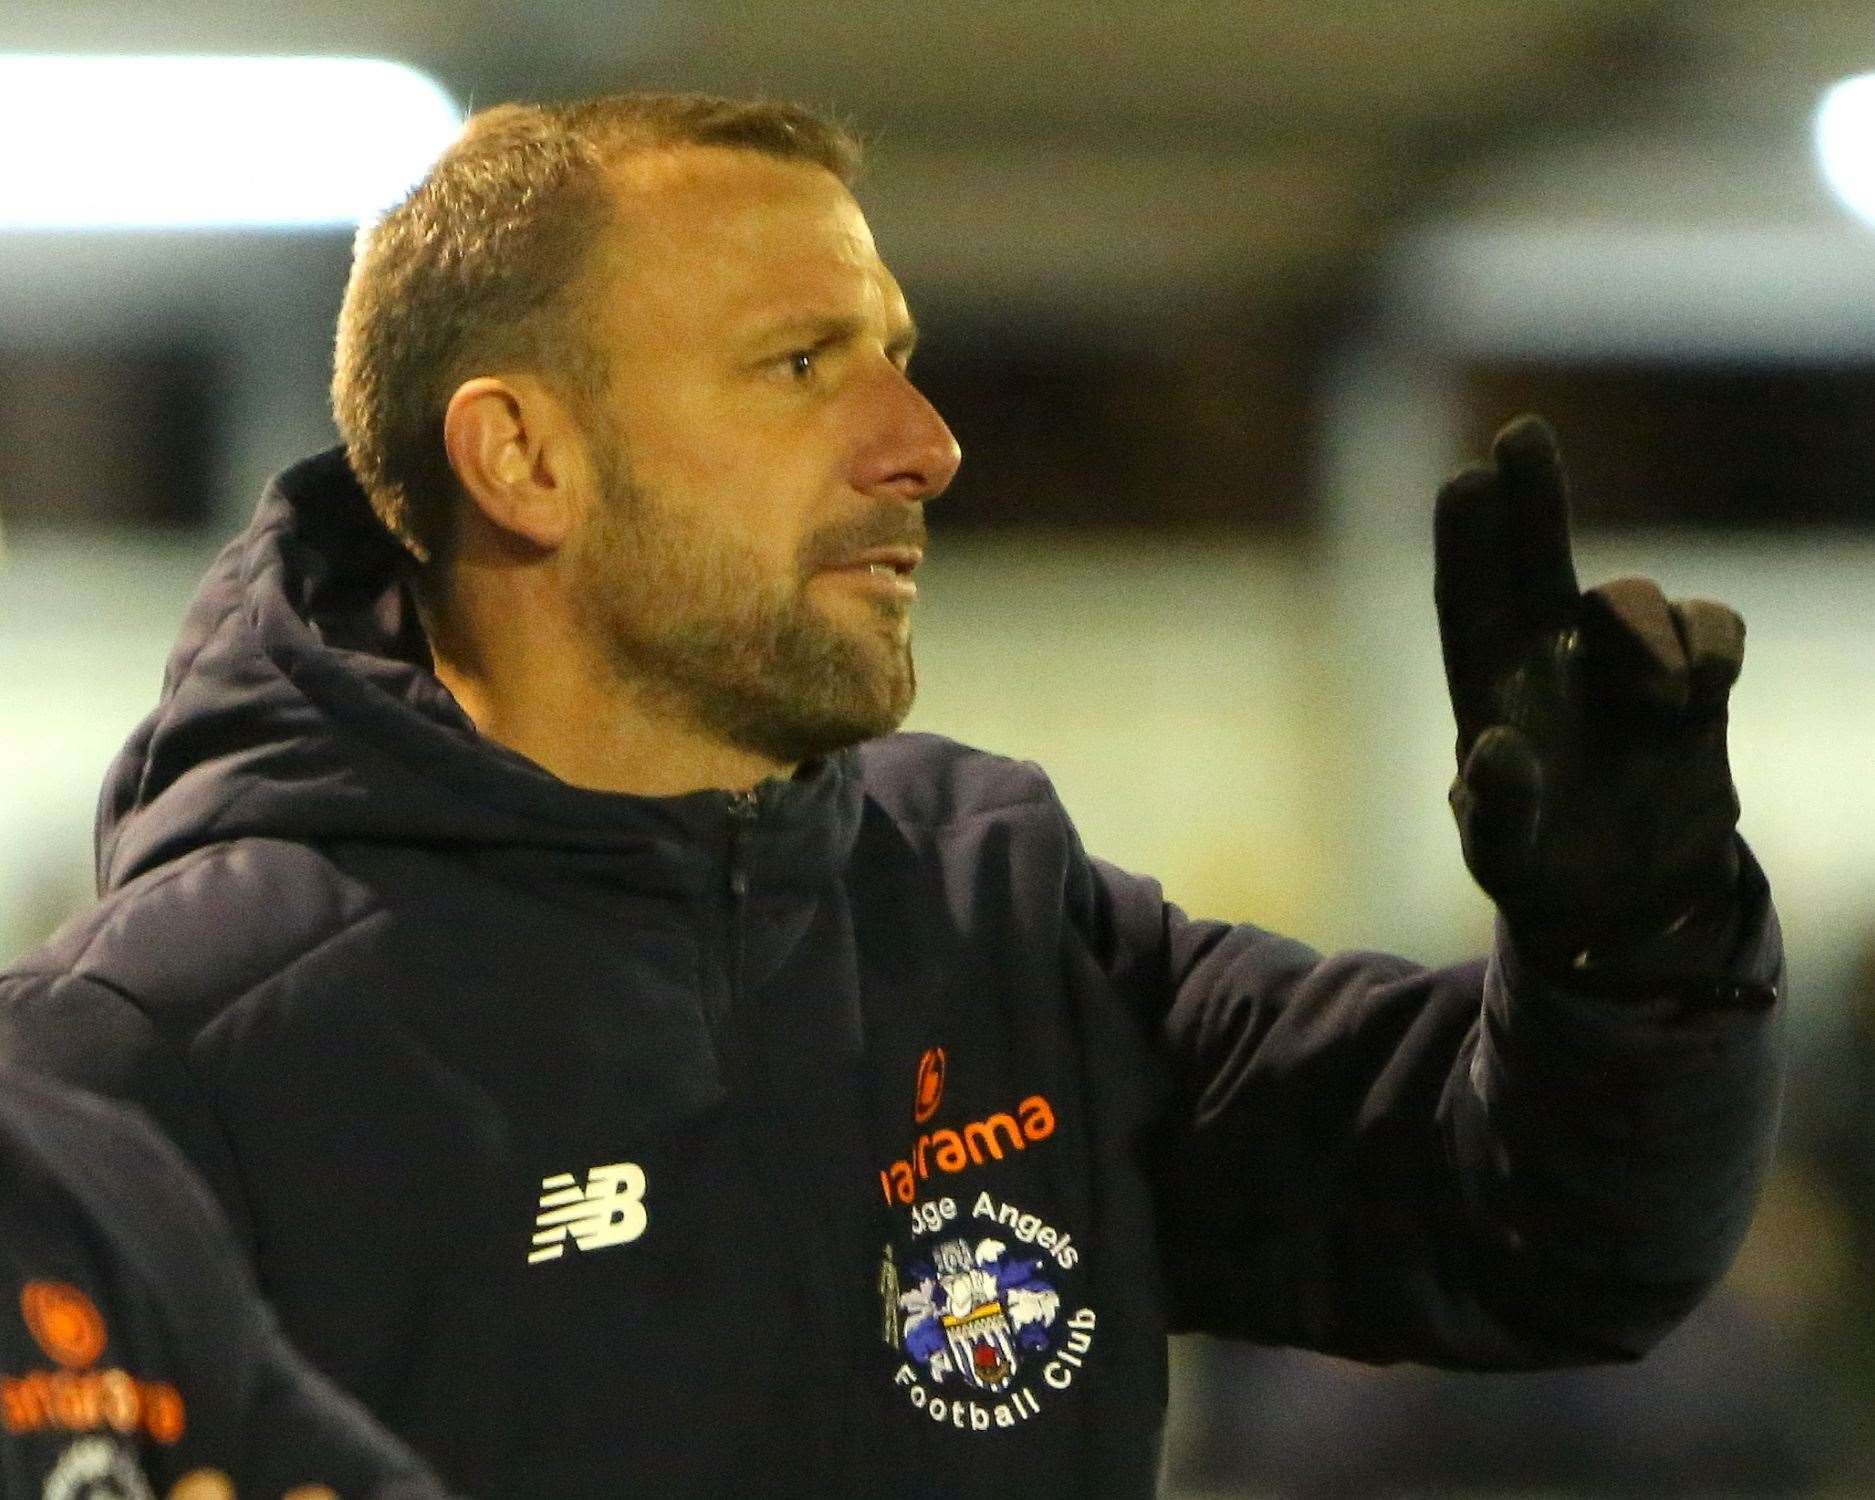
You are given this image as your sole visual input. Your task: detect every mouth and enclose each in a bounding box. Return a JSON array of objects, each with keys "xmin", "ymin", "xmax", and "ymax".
[
  {"xmin": 845, "ymin": 547, "xmax": 922, "ymax": 577},
  {"xmin": 816, "ymin": 546, "xmax": 922, "ymax": 602}
]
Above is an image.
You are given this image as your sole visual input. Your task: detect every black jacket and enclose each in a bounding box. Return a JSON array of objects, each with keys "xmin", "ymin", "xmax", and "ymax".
[
  {"xmin": 0, "ymin": 1065, "xmax": 447, "ymax": 1499},
  {"xmin": 0, "ymin": 449, "xmax": 1784, "ymax": 1497}
]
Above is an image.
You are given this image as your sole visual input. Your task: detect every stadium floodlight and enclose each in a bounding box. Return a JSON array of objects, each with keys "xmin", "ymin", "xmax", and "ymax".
[
  {"xmin": 0, "ymin": 55, "xmax": 462, "ymax": 230},
  {"xmin": 1817, "ymin": 72, "xmax": 1875, "ymax": 229}
]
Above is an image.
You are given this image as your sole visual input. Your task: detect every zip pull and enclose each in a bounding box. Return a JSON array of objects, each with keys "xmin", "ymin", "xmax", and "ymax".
[{"xmin": 726, "ymin": 788, "xmax": 762, "ymax": 817}]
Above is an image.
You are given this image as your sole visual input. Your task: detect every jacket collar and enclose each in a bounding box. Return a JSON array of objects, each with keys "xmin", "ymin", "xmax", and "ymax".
[{"xmin": 98, "ymin": 446, "xmax": 865, "ymax": 896}]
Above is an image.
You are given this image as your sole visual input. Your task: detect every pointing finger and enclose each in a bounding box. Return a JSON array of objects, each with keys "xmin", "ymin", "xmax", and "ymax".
[
  {"xmin": 1434, "ymin": 463, "xmax": 1516, "ymax": 746},
  {"xmin": 1491, "ymin": 414, "xmax": 1581, "ymax": 620}
]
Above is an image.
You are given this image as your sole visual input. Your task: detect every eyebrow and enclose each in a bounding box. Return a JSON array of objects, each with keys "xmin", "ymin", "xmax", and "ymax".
[{"xmin": 749, "ymin": 312, "xmax": 920, "ymax": 361}]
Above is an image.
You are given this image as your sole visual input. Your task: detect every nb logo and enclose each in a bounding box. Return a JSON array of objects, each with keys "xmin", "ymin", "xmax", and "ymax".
[{"xmin": 528, "ymin": 1162, "xmax": 648, "ymax": 1265}]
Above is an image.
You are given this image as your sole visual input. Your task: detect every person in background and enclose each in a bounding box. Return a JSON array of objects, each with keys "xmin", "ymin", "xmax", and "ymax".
[
  {"xmin": 0, "ymin": 1064, "xmax": 453, "ymax": 1500},
  {"xmin": 0, "ymin": 92, "xmax": 1782, "ymax": 1497}
]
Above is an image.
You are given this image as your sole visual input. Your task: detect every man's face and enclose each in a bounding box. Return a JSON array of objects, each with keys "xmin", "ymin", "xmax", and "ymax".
[{"xmin": 565, "ymin": 146, "xmax": 961, "ymax": 768}]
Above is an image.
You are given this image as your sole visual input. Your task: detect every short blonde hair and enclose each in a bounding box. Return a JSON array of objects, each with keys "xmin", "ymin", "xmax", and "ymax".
[{"xmin": 331, "ymin": 93, "xmax": 861, "ymax": 564}]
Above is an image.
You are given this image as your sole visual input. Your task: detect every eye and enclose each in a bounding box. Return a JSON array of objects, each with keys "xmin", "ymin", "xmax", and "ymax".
[{"xmin": 782, "ymin": 349, "xmax": 816, "ymax": 381}]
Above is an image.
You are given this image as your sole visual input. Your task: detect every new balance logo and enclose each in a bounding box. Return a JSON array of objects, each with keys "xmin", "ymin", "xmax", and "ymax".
[{"xmin": 528, "ymin": 1162, "xmax": 648, "ymax": 1265}]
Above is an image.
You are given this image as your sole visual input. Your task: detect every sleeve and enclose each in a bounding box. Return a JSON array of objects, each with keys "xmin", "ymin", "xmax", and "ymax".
[
  {"xmin": 1074, "ymin": 823, "xmax": 1784, "ymax": 1370},
  {"xmin": 237, "ymin": 1313, "xmax": 461, "ymax": 1500},
  {"xmin": 0, "ymin": 970, "xmax": 256, "ymax": 1249},
  {"xmin": 93, "ymin": 1096, "xmax": 456, "ymax": 1500}
]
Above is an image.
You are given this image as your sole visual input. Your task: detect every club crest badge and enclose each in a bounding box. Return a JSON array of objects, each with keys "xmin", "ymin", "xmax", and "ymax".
[
  {"xmin": 901, "ymin": 1234, "xmax": 1055, "ymax": 1391},
  {"xmin": 881, "ymin": 1189, "xmax": 1097, "ymax": 1433}
]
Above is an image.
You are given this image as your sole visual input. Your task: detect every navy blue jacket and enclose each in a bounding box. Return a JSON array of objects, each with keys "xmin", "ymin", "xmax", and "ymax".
[
  {"xmin": 0, "ymin": 449, "xmax": 1783, "ymax": 1497},
  {"xmin": 0, "ymin": 1065, "xmax": 448, "ymax": 1498}
]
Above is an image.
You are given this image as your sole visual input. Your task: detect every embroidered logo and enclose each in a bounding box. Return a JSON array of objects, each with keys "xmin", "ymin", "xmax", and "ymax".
[
  {"xmin": 878, "ymin": 1095, "xmax": 1057, "ymax": 1205},
  {"xmin": 913, "ymin": 1047, "xmax": 947, "ymax": 1123},
  {"xmin": 880, "ymin": 1038, "xmax": 1061, "ymax": 1203},
  {"xmin": 43, "ymin": 1434, "xmax": 153, "ymax": 1500},
  {"xmin": 21, "ymin": 1285, "xmax": 105, "ymax": 1370},
  {"xmin": 884, "ymin": 1190, "xmax": 1096, "ymax": 1433},
  {"xmin": 3, "ymin": 1284, "xmax": 185, "ymax": 1446},
  {"xmin": 528, "ymin": 1162, "xmax": 648, "ymax": 1264}
]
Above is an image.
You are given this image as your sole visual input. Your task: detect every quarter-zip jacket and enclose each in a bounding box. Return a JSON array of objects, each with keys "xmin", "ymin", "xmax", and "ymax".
[{"xmin": 0, "ymin": 448, "xmax": 1784, "ymax": 1498}]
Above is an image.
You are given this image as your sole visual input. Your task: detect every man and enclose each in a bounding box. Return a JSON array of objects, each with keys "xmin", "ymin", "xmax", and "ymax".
[
  {"xmin": 0, "ymin": 94, "xmax": 1781, "ymax": 1497},
  {"xmin": 0, "ymin": 1066, "xmax": 451, "ymax": 1499}
]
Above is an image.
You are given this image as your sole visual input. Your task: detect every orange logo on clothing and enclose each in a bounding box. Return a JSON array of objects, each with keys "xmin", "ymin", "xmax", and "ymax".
[
  {"xmin": 913, "ymin": 1048, "xmax": 947, "ymax": 1124},
  {"xmin": 4, "ymin": 1280, "xmax": 185, "ymax": 1445},
  {"xmin": 21, "ymin": 1283, "xmax": 106, "ymax": 1369},
  {"xmin": 878, "ymin": 1094, "xmax": 1059, "ymax": 1206}
]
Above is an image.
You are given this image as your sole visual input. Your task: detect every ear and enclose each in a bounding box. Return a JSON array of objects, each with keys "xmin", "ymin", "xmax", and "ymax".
[{"xmin": 441, "ymin": 376, "xmax": 588, "ymax": 552}]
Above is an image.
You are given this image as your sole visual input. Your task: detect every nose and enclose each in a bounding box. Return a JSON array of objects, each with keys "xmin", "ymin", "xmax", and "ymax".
[{"xmin": 855, "ymin": 365, "xmax": 962, "ymax": 505}]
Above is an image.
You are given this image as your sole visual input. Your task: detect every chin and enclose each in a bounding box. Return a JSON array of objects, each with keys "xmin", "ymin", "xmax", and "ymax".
[
  {"xmin": 766, "ymin": 673, "xmax": 915, "ymax": 763},
  {"xmin": 709, "ymin": 616, "xmax": 916, "ymax": 764}
]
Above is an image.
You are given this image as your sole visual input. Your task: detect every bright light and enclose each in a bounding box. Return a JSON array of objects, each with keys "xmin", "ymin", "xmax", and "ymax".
[
  {"xmin": 0, "ymin": 55, "xmax": 462, "ymax": 230},
  {"xmin": 1817, "ymin": 73, "xmax": 1875, "ymax": 228}
]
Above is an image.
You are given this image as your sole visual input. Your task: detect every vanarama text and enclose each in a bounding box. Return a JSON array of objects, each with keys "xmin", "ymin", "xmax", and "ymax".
[{"xmin": 878, "ymin": 1095, "xmax": 1056, "ymax": 1204}]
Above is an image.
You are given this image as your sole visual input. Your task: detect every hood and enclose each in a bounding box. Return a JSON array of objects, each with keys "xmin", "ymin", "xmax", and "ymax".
[{"xmin": 96, "ymin": 447, "xmax": 860, "ymax": 894}]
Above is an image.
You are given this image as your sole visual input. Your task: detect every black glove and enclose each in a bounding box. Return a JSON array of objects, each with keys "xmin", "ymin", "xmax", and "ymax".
[{"xmin": 1434, "ymin": 414, "xmax": 1745, "ymax": 986}]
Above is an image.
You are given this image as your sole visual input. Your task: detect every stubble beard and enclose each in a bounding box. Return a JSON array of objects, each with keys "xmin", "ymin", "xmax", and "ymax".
[{"xmin": 572, "ymin": 462, "xmax": 920, "ymax": 769}]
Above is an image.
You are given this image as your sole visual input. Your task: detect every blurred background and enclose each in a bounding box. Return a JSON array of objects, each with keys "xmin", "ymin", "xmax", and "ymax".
[{"xmin": 3, "ymin": 2, "xmax": 1874, "ymax": 1494}]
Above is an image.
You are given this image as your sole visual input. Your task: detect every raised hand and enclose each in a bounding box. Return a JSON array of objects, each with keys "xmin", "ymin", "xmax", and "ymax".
[{"xmin": 1434, "ymin": 415, "xmax": 1744, "ymax": 982}]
